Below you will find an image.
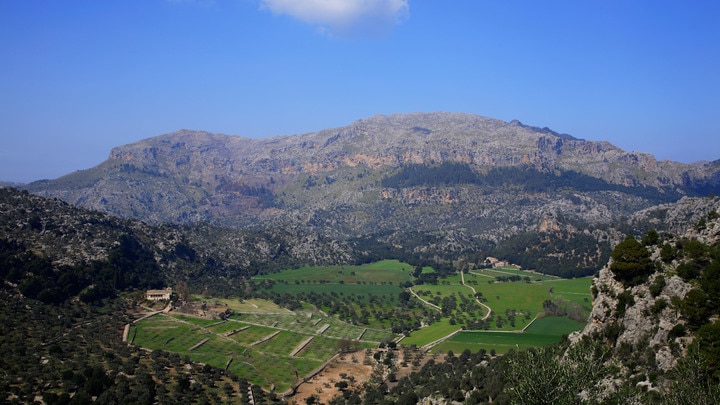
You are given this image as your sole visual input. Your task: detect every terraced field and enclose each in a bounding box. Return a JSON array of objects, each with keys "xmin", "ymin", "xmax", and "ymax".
[{"xmin": 130, "ymin": 303, "xmax": 388, "ymax": 392}]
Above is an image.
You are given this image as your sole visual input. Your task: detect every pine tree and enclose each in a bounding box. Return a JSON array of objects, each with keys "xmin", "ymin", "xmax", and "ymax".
[{"xmin": 610, "ymin": 235, "xmax": 654, "ymax": 285}]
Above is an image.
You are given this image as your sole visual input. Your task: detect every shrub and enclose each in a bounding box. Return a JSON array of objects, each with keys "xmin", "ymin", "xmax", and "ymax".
[
  {"xmin": 677, "ymin": 262, "xmax": 702, "ymax": 281},
  {"xmin": 641, "ymin": 229, "xmax": 659, "ymax": 246},
  {"xmin": 616, "ymin": 290, "xmax": 635, "ymax": 318},
  {"xmin": 649, "ymin": 275, "xmax": 666, "ymax": 297},
  {"xmin": 650, "ymin": 298, "xmax": 667, "ymax": 315},
  {"xmin": 681, "ymin": 288, "xmax": 710, "ymax": 330},
  {"xmin": 660, "ymin": 243, "xmax": 676, "ymax": 263}
]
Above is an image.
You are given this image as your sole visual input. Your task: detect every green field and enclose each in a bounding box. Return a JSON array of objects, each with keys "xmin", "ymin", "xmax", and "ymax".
[
  {"xmin": 404, "ymin": 271, "xmax": 591, "ymax": 348},
  {"xmin": 399, "ymin": 319, "xmax": 461, "ymax": 347},
  {"xmin": 254, "ymin": 259, "xmax": 415, "ymax": 284},
  {"xmin": 260, "ymin": 282, "xmax": 404, "ymax": 301},
  {"xmin": 475, "ymin": 282, "xmax": 548, "ymax": 322},
  {"xmin": 193, "ymin": 297, "xmax": 294, "ymax": 313},
  {"xmin": 544, "ymin": 277, "xmax": 594, "ymax": 305},
  {"xmin": 432, "ymin": 316, "xmax": 585, "ymax": 354},
  {"xmin": 131, "ymin": 300, "xmax": 384, "ymax": 392},
  {"xmin": 233, "ymin": 311, "xmax": 390, "ymax": 341},
  {"xmin": 470, "ymin": 265, "xmax": 560, "ymax": 281}
]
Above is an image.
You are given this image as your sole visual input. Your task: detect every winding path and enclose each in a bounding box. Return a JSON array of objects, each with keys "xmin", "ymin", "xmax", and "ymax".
[
  {"xmin": 404, "ymin": 271, "xmax": 497, "ymax": 351},
  {"xmin": 460, "ymin": 272, "xmax": 492, "ymax": 321},
  {"xmin": 408, "ymin": 289, "xmax": 441, "ymax": 312}
]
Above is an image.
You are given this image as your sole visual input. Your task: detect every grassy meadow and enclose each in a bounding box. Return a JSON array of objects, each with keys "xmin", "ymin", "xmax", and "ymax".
[
  {"xmin": 254, "ymin": 259, "xmax": 415, "ymax": 284},
  {"xmin": 432, "ymin": 316, "xmax": 586, "ymax": 354}
]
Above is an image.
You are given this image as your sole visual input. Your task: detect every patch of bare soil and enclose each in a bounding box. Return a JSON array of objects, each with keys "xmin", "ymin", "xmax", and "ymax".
[
  {"xmin": 288, "ymin": 350, "xmax": 374, "ymax": 404},
  {"xmin": 288, "ymin": 348, "xmax": 442, "ymax": 404}
]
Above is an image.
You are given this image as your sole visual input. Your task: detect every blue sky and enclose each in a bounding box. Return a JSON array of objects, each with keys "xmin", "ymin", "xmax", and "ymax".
[{"xmin": 1, "ymin": 1, "xmax": 719, "ymax": 183}]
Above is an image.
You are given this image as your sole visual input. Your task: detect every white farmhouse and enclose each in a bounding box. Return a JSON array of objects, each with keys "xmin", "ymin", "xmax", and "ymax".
[{"xmin": 146, "ymin": 287, "xmax": 172, "ymax": 301}]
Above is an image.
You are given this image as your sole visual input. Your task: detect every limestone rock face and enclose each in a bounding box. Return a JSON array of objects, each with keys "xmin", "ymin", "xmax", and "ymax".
[{"xmin": 571, "ymin": 197, "xmax": 720, "ymax": 375}]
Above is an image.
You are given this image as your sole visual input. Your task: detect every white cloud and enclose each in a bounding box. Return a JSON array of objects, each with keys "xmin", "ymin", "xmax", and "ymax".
[{"xmin": 260, "ymin": 0, "xmax": 409, "ymax": 37}]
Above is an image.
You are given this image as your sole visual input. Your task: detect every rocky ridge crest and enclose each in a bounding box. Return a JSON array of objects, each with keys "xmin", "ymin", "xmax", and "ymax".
[{"xmin": 28, "ymin": 113, "xmax": 720, "ymax": 227}]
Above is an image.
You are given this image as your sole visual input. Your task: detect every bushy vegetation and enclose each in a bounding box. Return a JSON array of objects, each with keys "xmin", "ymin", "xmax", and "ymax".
[
  {"xmin": 486, "ymin": 230, "xmax": 611, "ymax": 278},
  {"xmin": 609, "ymin": 235, "xmax": 654, "ymax": 285},
  {"xmin": 1, "ymin": 233, "xmax": 163, "ymax": 305},
  {"xmin": 0, "ymin": 291, "xmax": 272, "ymax": 404}
]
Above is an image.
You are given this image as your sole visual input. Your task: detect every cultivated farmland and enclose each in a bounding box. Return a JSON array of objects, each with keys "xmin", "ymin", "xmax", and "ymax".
[
  {"xmin": 131, "ymin": 261, "xmax": 592, "ymax": 390},
  {"xmin": 131, "ymin": 305, "xmax": 385, "ymax": 392}
]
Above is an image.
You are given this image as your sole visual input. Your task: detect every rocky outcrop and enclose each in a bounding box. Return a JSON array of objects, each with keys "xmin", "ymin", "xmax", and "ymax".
[
  {"xmin": 629, "ymin": 196, "xmax": 720, "ymax": 237},
  {"xmin": 575, "ymin": 266, "xmax": 692, "ymax": 371},
  {"xmin": 0, "ymin": 187, "xmax": 354, "ymax": 276},
  {"xmin": 569, "ymin": 196, "xmax": 720, "ymax": 396}
]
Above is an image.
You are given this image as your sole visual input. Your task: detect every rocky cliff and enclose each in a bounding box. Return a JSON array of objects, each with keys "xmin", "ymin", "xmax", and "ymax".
[{"xmin": 569, "ymin": 196, "xmax": 720, "ymax": 398}]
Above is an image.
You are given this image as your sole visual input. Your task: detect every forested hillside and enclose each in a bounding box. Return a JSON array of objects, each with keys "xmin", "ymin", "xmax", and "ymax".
[{"xmin": 1, "ymin": 187, "xmax": 367, "ymax": 301}]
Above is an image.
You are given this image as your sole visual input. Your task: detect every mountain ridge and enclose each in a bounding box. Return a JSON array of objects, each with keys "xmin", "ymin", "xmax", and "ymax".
[{"xmin": 24, "ymin": 112, "xmax": 720, "ymax": 273}]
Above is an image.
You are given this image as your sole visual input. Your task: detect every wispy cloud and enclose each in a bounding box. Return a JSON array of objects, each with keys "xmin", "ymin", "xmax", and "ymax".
[{"xmin": 260, "ymin": 0, "xmax": 409, "ymax": 37}]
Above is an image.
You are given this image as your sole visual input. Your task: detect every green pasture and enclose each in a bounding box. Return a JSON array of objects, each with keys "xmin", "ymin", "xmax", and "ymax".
[
  {"xmin": 543, "ymin": 276, "xmax": 593, "ymax": 305},
  {"xmin": 193, "ymin": 297, "xmax": 294, "ymax": 313},
  {"xmin": 432, "ymin": 316, "xmax": 584, "ymax": 354},
  {"xmin": 298, "ymin": 335, "xmax": 375, "ymax": 360},
  {"xmin": 525, "ymin": 315, "xmax": 585, "ymax": 335},
  {"xmin": 542, "ymin": 276, "xmax": 593, "ymax": 293},
  {"xmin": 411, "ymin": 283, "xmax": 482, "ymax": 314},
  {"xmin": 226, "ymin": 323, "xmax": 277, "ymax": 346},
  {"xmin": 402, "ymin": 272, "xmax": 591, "ymax": 347},
  {"xmin": 411, "ymin": 283, "xmax": 473, "ymax": 299},
  {"xmin": 459, "ymin": 271, "xmax": 489, "ymax": 284},
  {"xmin": 399, "ymin": 319, "xmax": 461, "ymax": 347},
  {"xmin": 471, "ymin": 265, "xmax": 559, "ymax": 281},
  {"xmin": 254, "ymin": 259, "xmax": 415, "ymax": 284},
  {"xmin": 433, "ymin": 331, "xmax": 560, "ymax": 354},
  {"xmin": 226, "ymin": 349, "xmax": 321, "ymax": 391},
  {"xmin": 232, "ymin": 311, "xmax": 392, "ymax": 342},
  {"xmin": 131, "ymin": 262, "xmax": 593, "ymax": 390},
  {"xmin": 411, "ymin": 277, "xmax": 539, "ymax": 330},
  {"xmin": 204, "ymin": 320, "xmax": 242, "ymax": 335},
  {"xmin": 130, "ymin": 303, "xmax": 391, "ymax": 391},
  {"xmin": 253, "ymin": 330, "xmax": 308, "ymax": 356},
  {"xmin": 476, "ymin": 282, "xmax": 548, "ymax": 320},
  {"xmin": 130, "ymin": 314, "xmax": 317, "ymax": 391}
]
